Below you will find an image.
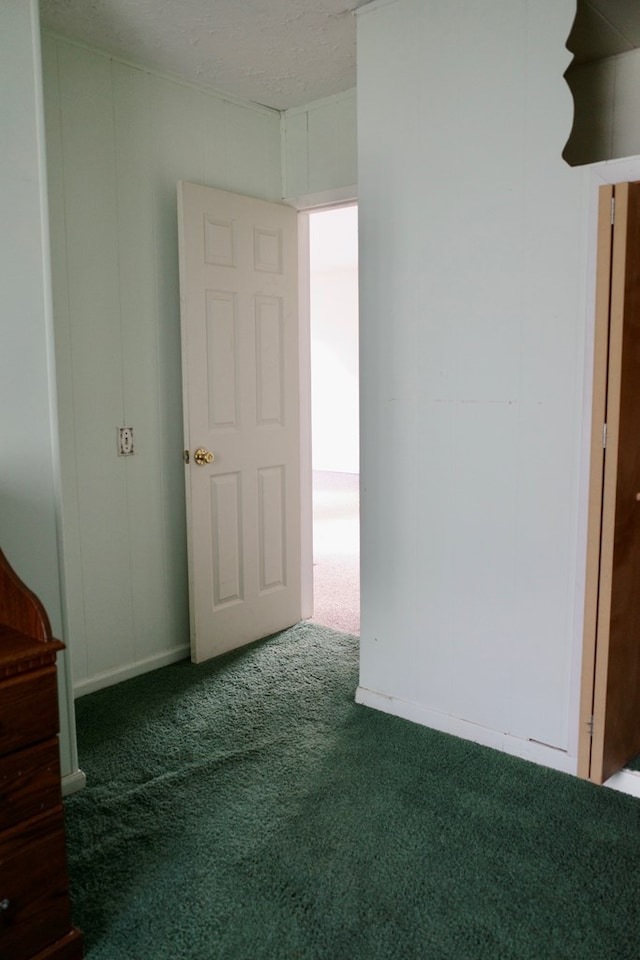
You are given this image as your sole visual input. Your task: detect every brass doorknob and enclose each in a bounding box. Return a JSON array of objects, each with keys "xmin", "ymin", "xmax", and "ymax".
[{"xmin": 194, "ymin": 447, "xmax": 215, "ymax": 466}]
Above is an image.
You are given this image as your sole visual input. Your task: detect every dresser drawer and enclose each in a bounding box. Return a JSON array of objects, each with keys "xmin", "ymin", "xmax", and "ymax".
[
  {"xmin": 0, "ymin": 741, "xmax": 61, "ymax": 835},
  {"xmin": 30, "ymin": 930, "xmax": 84, "ymax": 960},
  {"xmin": 0, "ymin": 808, "xmax": 72, "ymax": 960},
  {"xmin": 0, "ymin": 669, "xmax": 59, "ymax": 757}
]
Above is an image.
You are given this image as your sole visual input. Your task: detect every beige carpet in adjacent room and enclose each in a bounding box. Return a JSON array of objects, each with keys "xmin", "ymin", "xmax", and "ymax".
[{"xmin": 310, "ymin": 471, "xmax": 360, "ymax": 635}]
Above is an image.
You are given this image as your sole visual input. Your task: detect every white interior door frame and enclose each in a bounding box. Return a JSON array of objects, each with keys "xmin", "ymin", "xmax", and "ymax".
[
  {"xmin": 292, "ymin": 187, "xmax": 358, "ymax": 623},
  {"xmin": 297, "ymin": 209, "xmax": 314, "ymax": 620},
  {"xmin": 570, "ymin": 155, "xmax": 640, "ymax": 793}
]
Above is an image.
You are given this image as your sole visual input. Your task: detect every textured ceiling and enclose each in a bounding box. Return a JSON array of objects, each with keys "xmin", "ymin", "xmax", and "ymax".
[
  {"xmin": 39, "ymin": 0, "xmax": 371, "ymax": 111},
  {"xmin": 39, "ymin": 0, "xmax": 640, "ymax": 112}
]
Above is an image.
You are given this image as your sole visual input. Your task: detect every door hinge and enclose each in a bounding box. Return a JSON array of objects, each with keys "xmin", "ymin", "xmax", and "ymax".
[
  {"xmin": 602, "ymin": 423, "xmax": 607, "ymax": 449},
  {"xmin": 184, "ymin": 449, "xmax": 190, "ymax": 464},
  {"xmin": 611, "ymin": 196, "xmax": 615, "ymax": 225},
  {"xmin": 587, "ymin": 715, "xmax": 594, "ymax": 738}
]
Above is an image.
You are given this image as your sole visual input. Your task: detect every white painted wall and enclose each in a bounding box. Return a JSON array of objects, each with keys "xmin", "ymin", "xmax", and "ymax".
[
  {"xmin": 566, "ymin": 48, "xmax": 640, "ymax": 166},
  {"xmin": 356, "ymin": 0, "xmax": 590, "ymax": 770},
  {"xmin": 282, "ymin": 90, "xmax": 357, "ymax": 203},
  {"xmin": 310, "ymin": 206, "xmax": 359, "ymax": 474},
  {"xmin": 42, "ymin": 35, "xmax": 282, "ymax": 694},
  {"xmin": 0, "ymin": 2, "xmax": 80, "ymax": 786}
]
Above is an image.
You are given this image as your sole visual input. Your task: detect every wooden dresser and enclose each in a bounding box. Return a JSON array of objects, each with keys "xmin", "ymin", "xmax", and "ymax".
[{"xmin": 0, "ymin": 547, "xmax": 83, "ymax": 960}]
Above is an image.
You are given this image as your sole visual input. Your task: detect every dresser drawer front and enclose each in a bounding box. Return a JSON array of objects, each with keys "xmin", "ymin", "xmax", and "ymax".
[
  {"xmin": 30, "ymin": 929, "xmax": 84, "ymax": 960},
  {"xmin": 0, "ymin": 741, "xmax": 61, "ymax": 835},
  {"xmin": 0, "ymin": 668, "xmax": 59, "ymax": 757},
  {"xmin": 0, "ymin": 809, "xmax": 72, "ymax": 960}
]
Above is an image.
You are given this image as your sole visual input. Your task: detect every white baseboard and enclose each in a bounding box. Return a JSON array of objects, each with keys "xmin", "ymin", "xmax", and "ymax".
[
  {"xmin": 74, "ymin": 646, "xmax": 190, "ymax": 698},
  {"xmin": 355, "ymin": 685, "xmax": 577, "ymax": 776},
  {"xmin": 62, "ymin": 768, "xmax": 86, "ymax": 796},
  {"xmin": 604, "ymin": 767, "xmax": 640, "ymax": 799}
]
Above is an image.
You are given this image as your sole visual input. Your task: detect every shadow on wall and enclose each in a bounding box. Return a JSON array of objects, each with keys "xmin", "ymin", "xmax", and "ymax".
[
  {"xmin": 0, "ymin": 488, "xmax": 63, "ymax": 630},
  {"xmin": 563, "ymin": 0, "xmax": 640, "ymax": 167}
]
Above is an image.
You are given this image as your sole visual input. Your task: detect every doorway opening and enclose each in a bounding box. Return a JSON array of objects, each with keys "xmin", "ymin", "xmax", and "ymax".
[{"xmin": 307, "ymin": 205, "xmax": 360, "ymax": 635}]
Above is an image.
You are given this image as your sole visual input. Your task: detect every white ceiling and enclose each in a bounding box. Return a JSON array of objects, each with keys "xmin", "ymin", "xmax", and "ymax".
[
  {"xmin": 39, "ymin": 0, "xmax": 371, "ymax": 111},
  {"xmin": 39, "ymin": 0, "xmax": 640, "ymax": 112}
]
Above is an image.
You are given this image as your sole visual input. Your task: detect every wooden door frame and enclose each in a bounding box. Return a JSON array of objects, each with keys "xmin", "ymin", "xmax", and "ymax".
[
  {"xmin": 577, "ymin": 180, "xmax": 615, "ymax": 782},
  {"xmin": 576, "ymin": 158, "xmax": 640, "ymax": 791}
]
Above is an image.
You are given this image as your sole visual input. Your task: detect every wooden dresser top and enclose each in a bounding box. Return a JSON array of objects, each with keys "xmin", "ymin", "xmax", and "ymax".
[{"xmin": 0, "ymin": 626, "xmax": 64, "ymax": 679}]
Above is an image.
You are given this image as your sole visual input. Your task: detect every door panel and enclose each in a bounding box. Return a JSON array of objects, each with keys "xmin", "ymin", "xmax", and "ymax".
[
  {"xmin": 586, "ymin": 181, "xmax": 640, "ymax": 783},
  {"xmin": 178, "ymin": 182, "xmax": 302, "ymax": 663}
]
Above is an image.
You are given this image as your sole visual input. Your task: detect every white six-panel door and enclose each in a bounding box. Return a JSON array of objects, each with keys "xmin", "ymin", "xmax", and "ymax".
[{"xmin": 178, "ymin": 182, "xmax": 302, "ymax": 663}]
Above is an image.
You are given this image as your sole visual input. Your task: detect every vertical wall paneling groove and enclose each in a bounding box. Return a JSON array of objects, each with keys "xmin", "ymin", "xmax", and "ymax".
[
  {"xmin": 113, "ymin": 62, "xmax": 168, "ymax": 664},
  {"xmin": 282, "ymin": 90, "xmax": 357, "ymax": 202},
  {"xmin": 59, "ymin": 41, "xmax": 134, "ymax": 681},
  {"xmin": 110, "ymin": 59, "xmax": 138, "ymax": 664},
  {"xmin": 42, "ymin": 35, "xmax": 283, "ymax": 693},
  {"xmin": 204, "ymin": 93, "xmax": 227, "ymax": 190},
  {"xmin": 153, "ymin": 72, "xmax": 209, "ymax": 655},
  {"xmin": 265, "ymin": 110, "xmax": 283, "ymax": 202}
]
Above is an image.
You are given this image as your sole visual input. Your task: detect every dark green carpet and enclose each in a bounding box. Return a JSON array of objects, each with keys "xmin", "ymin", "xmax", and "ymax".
[{"xmin": 65, "ymin": 622, "xmax": 640, "ymax": 960}]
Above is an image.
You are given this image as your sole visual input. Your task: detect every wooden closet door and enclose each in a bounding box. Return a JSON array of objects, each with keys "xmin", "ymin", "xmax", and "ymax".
[{"xmin": 583, "ymin": 181, "xmax": 640, "ymax": 784}]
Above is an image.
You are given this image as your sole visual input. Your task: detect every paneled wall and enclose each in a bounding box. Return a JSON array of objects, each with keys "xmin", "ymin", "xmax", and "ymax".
[
  {"xmin": 356, "ymin": 0, "xmax": 589, "ymax": 770},
  {"xmin": 42, "ymin": 35, "xmax": 282, "ymax": 693},
  {"xmin": 565, "ymin": 48, "xmax": 640, "ymax": 165},
  {"xmin": 0, "ymin": 2, "xmax": 80, "ymax": 785},
  {"xmin": 282, "ymin": 90, "xmax": 357, "ymax": 202}
]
